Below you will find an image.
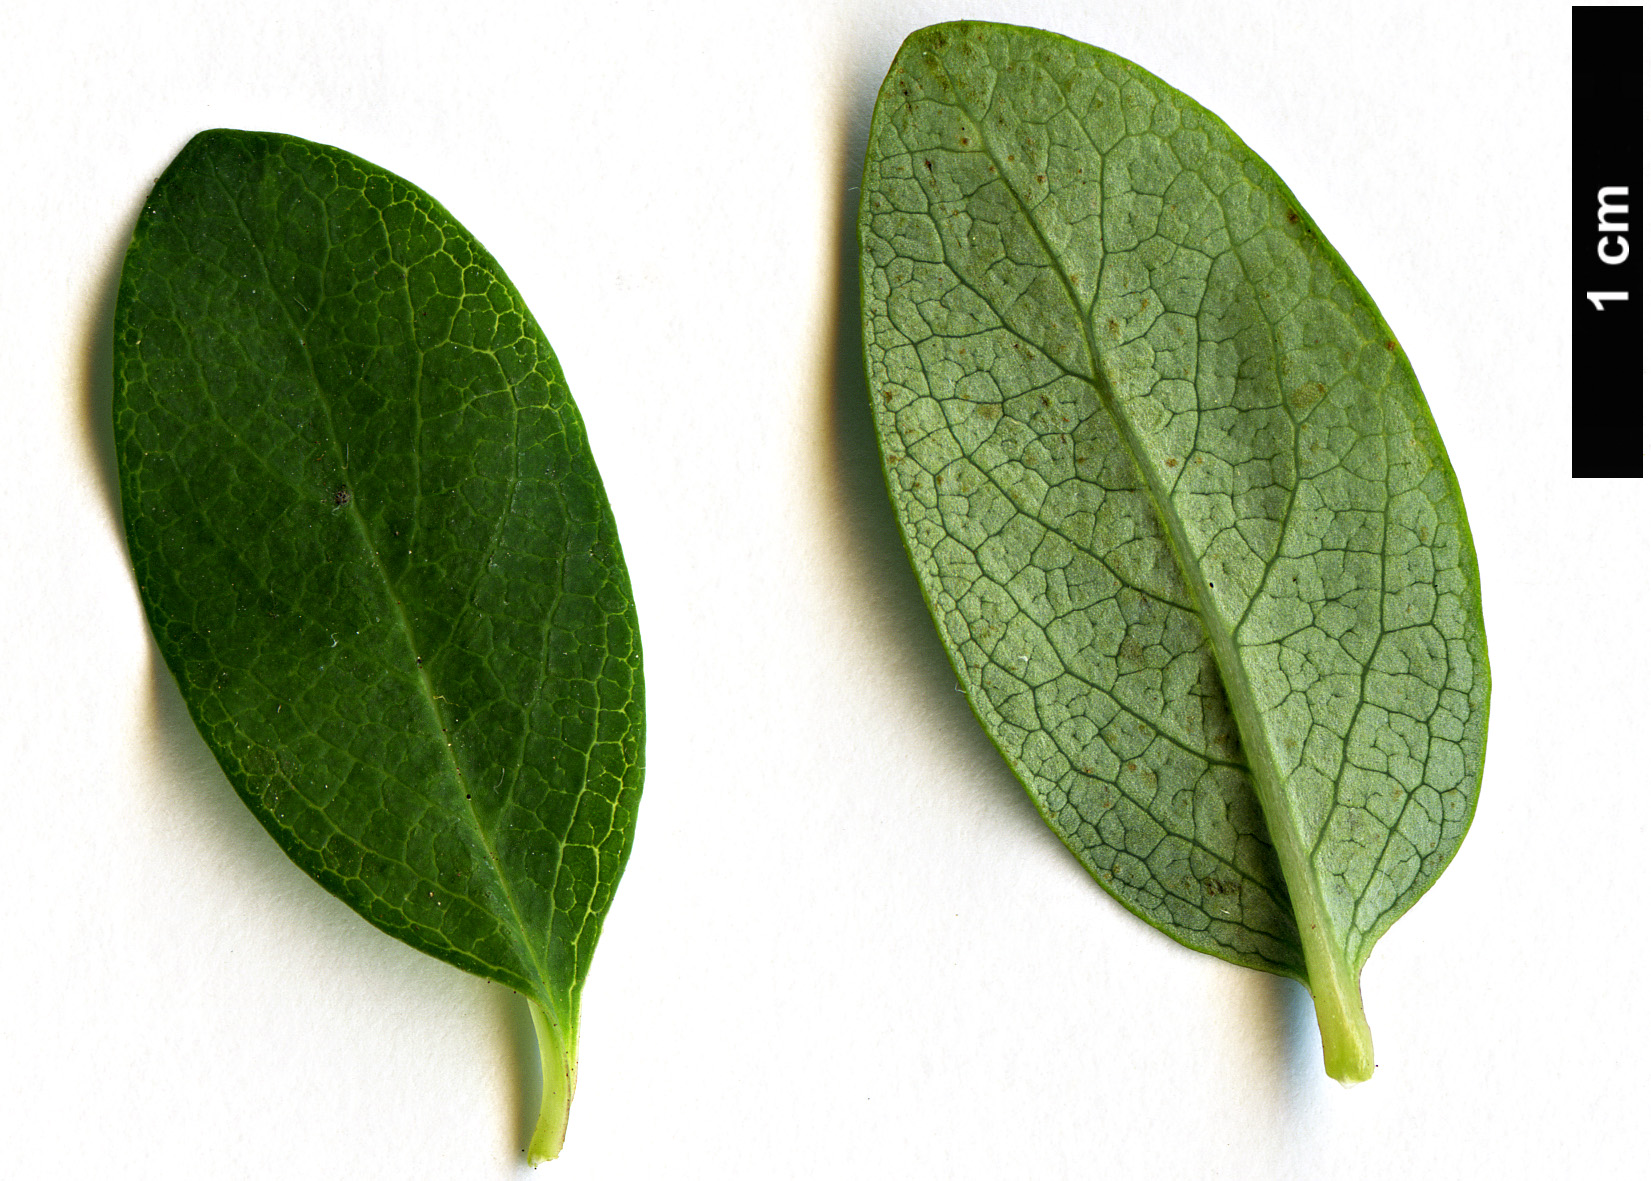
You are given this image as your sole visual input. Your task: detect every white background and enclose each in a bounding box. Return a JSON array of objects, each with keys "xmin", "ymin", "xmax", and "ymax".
[{"xmin": 0, "ymin": 1, "xmax": 1640, "ymax": 1177}]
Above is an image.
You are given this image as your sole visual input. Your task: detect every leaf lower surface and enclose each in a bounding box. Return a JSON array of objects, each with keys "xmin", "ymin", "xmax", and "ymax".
[
  {"xmin": 858, "ymin": 22, "xmax": 1487, "ymax": 1075},
  {"xmin": 114, "ymin": 129, "xmax": 643, "ymax": 1143}
]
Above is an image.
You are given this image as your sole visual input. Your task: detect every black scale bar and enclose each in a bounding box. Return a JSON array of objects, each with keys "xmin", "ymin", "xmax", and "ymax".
[{"xmin": 1574, "ymin": 5, "xmax": 1644, "ymax": 477}]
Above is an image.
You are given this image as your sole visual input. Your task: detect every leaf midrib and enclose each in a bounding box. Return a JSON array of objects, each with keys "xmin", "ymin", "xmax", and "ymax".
[
  {"xmin": 205, "ymin": 152, "xmax": 556, "ymax": 1007},
  {"xmin": 923, "ymin": 47, "xmax": 1344, "ymax": 969}
]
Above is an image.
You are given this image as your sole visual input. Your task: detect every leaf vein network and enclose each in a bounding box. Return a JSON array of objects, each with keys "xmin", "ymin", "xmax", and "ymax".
[{"xmin": 205, "ymin": 154, "xmax": 554, "ymax": 1004}]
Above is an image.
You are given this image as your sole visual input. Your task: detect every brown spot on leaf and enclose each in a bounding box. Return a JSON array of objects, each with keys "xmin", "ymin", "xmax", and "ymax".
[
  {"xmin": 1199, "ymin": 876, "xmax": 1241, "ymax": 898},
  {"xmin": 1290, "ymin": 381, "xmax": 1327, "ymax": 410}
]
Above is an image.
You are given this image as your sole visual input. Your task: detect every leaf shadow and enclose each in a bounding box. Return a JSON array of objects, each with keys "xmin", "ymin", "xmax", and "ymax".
[
  {"xmin": 79, "ymin": 191, "xmax": 134, "ymax": 539},
  {"xmin": 1232, "ymin": 966, "xmax": 1321, "ymax": 1112},
  {"xmin": 496, "ymin": 985, "xmax": 541, "ymax": 1155},
  {"xmin": 819, "ymin": 33, "xmax": 1322, "ymax": 1108}
]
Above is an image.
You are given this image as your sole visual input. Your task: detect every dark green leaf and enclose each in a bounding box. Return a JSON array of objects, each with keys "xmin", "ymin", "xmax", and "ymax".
[
  {"xmin": 858, "ymin": 22, "xmax": 1488, "ymax": 1081},
  {"xmin": 114, "ymin": 129, "xmax": 643, "ymax": 1158}
]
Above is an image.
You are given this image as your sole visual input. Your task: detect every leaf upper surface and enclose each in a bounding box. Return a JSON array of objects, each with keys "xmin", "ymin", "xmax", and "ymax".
[
  {"xmin": 859, "ymin": 22, "xmax": 1487, "ymax": 1002},
  {"xmin": 115, "ymin": 130, "xmax": 644, "ymax": 1038}
]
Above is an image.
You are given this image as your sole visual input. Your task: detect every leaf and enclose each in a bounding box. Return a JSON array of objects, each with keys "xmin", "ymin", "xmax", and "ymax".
[
  {"xmin": 114, "ymin": 129, "xmax": 643, "ymax": 1159},
  {"xmin": 858, "ymin": 22, "xmax": 1488, "ymax": 1082}
]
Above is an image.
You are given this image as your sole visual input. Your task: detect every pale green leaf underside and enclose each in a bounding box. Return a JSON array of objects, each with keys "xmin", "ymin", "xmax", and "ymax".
[{"xmin": 860, "ymin": 23, "xmax": 1488, "ymax": 986}]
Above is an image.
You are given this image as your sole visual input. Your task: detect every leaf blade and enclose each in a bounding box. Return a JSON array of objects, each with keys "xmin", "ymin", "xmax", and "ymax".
[
  {"xmin": 115, "ymin": 129, "xmax": 643, "ymax": 1146},
  {"xmin": 859, "ymin": 22, "xmax": 1487, "ymax": 1079}
]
